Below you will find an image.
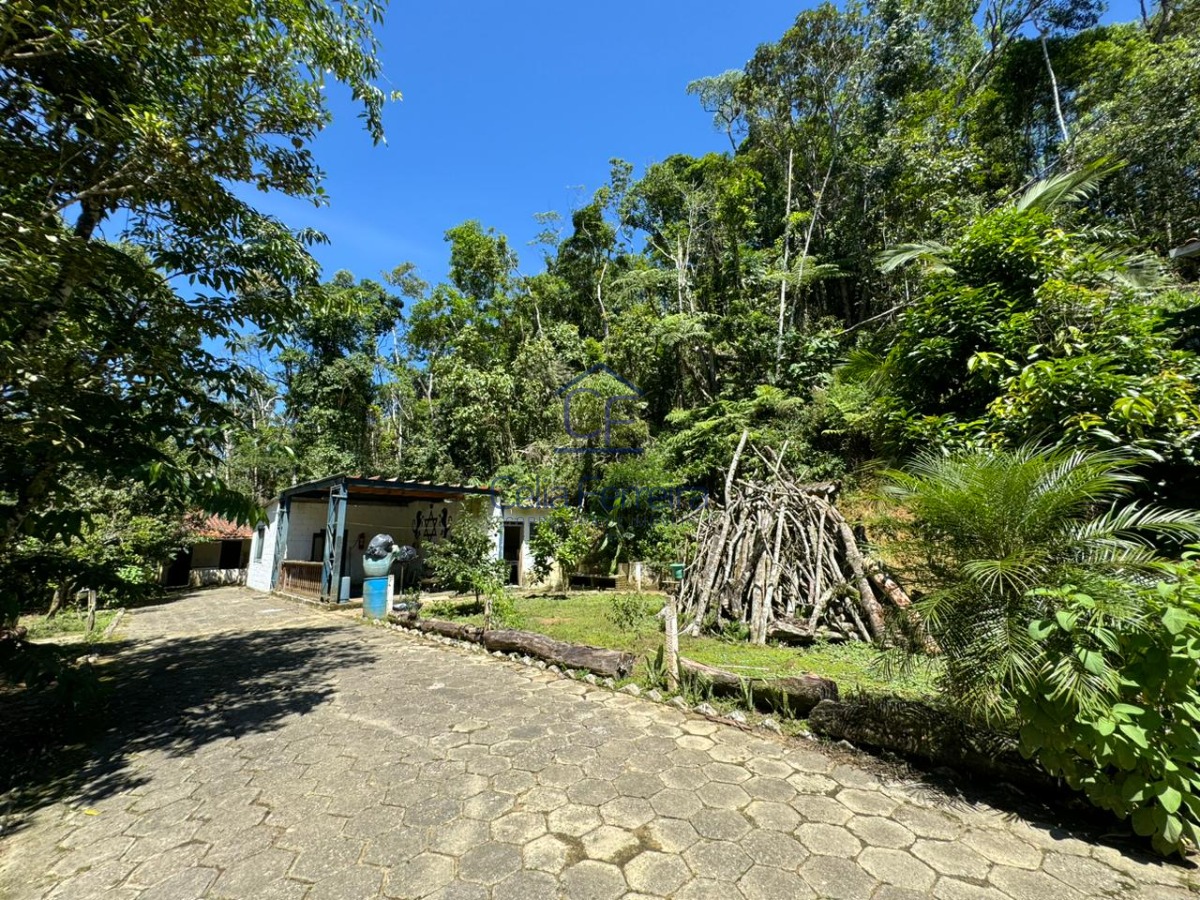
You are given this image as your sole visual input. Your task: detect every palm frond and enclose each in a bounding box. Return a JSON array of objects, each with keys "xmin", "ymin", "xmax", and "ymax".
[
  {"xmin": 876, "ymin": 241, "xmax": 954, "ymax": 274},
  {"xmin": 1014, "ymin": 159, "xmax": 1124, "ymax": 213}
]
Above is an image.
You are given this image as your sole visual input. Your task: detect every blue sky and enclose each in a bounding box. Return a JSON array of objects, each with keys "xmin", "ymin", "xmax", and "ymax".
[{"xmin": 261, "ymin": 0, "xmax": 1145, "ymax": 290}]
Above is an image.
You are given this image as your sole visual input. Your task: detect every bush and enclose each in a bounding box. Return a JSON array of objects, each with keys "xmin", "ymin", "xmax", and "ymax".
[
  {"xmin": 1017, "ymin": 565, "xmax": 1200, "ymax": 856},
  {"xmin": 883, "ymin": 444, "xmax": 1200, "ymax": 723},
  {"xmin": 606, "ymin": 593, "xmax": 653, "ymax": 633}
]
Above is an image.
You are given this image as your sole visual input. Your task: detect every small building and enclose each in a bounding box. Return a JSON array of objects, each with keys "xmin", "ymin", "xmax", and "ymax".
[
  {"xmin": 247, "ymin": 474, "xmax": 553, "ymax": 602},
  {"xmin": 163, "ymin": 515, "xmax": 253, "ymax": 588}
]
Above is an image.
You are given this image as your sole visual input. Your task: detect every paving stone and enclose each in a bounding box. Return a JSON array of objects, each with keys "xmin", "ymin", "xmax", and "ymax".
[
  {"xmin": 1042, "ymin": 851, "xmax": 1138, "ymax": 895},
  {"xmin": 736, "ymin": 865, "xmax": 815, "ymax": 899},
  {"xmin": 693, "ymin": 807, "xmax": 751, "ymax": 842},
  {"xmin": 126, "ymin": 840, "xmax": 209, "ymax": 887},
  {"xmin": 836, "ymin": 788, "xmax": 899, "ymax": 817},
  {"xmin": 847, "ymin": 815, "xmax": 915, "ymax": 849},
  {"xmin": 859, "ymin": 847, "xmax": 937, "ymax": 892},
  {"xmin": 742, "ymin": 776, "xmax": 796, "ymax": 803},
  {"xmin": 211, "ymin": 847, "xmax": 297, "ymax": 897},
  {"xmin": 682, "ymin": 840, "xmax": 753, "ymax": 879},
  {"xmin": 932, "ymin": 879, "xmax": 1013, "ymax": 900},
  {"xmin": 911, "ymin": 837, "xmax": 992, "ymax": 879},
  {"xmin": 137, "ymin": 866, "xmax": 219, "ymax": 900},
  {"xmin": 561, "ymin": 860, "xmax": 628, "ymax": 900},
  {"xmin": 623, "ymin": 850, "xmax": 691, "ymax": 894},
  {"xmin": 640, "ymin": 817, "xmax": 700, "ymax": 854},
  {"xmin": 893, "ymin": 805, "xmax": 964, "ymax": 840},
  {"xmin": 649, "ymin": 787, "xmax": 703, "ymax": 819},
  {"xmin": 988, "ymin": 865, "xmax": 1087, "ymax": 900},
  {"xmin": 491, "ymin": 810, "xmax": 546, "ymax": 844},
  {"xmin": 548, "ymin": 803, "xmax": 604, "ymax": 837},
  {"xmin": 697, "ymin": 781, "xmax": 751, "ymax": 810},
  {"xmin": 799, "ymin": 855, "xmax": 881, "ymax": 900},
  {"xmin": 385, "ymin": 852, "xmax": 456, "ymax": 898},
  {"xmin": 582, "ymin": 825, "xmax": 640, "ymax": 862},
  {"xmin": 744, "ymin": 799, "xmax": 800, "ymax": 832},
  {"xmin": 599, "ymin": 797, "xmax": 655, "ymax": 830},
  {"xmin": 0, "ymin": 588, "xmax": 1163, "ymax": 900},
  {"xmin": 427, "ymin": 817, "xmax": 489, "ymax": 855},
  {"xmin": 306, "ymin": 864, "xmax": 384, "ymax": 900},
  {"xmin": 523, "ymin": 833, "xmax": 574, "ymax": 873},
  {"xmin": 796, "ymin": 822, "xmax": 862, "ymax": 858},
  {"xmin": 491, "ymin": 869, "xmax": 559, "ymax": 900},
  {"xmin": 963, "ymin": 828, "xmax": 1044, "ymax": 870},
  {"xmin": 791, "ymin": 794, "xmax": 853, "ymax": 826}
]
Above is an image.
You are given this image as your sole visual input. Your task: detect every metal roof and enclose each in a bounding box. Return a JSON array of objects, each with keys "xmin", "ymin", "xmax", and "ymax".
[
  {"xmin": 279, "ymin": 473, "xmax": 499, "ymax": 503},
  {"xmin": 1170, "ymin": 238, "xmax": 1200, "ymax": 260}
]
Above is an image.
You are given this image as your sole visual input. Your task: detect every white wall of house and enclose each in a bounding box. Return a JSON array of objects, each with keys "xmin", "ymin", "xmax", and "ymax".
[
  {"xmin": 246, "ymin": 501, "xmax": 279, "ymax": 592},
  {"xmin": 500, "ymin": 506, "xmax": 553, "ymax": 584}
]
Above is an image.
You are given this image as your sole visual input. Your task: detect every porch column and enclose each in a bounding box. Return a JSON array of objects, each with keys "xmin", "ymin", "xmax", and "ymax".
[
  {"xmin": 320, "ymin": 482, "xmax": 349, "ymax": 602},
  {"xmin": 490, "ymin": 494, "xmax": 504, "ymax": 561},
  {"xmin": 270, "ymin": 498, "xmax": 290, "ymax": 590}
]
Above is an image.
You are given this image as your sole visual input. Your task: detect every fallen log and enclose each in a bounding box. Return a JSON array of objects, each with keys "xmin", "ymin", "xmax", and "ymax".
[
  {"xmin": 679, "ymin": 657, "xmax": 838, "ymax": 716},
  {"xmin": 482, "ymin": 629, "xmax": 636, "ymax": 679},
  {"xmin": 416, "ymin": 618, "xmax": 483, "ymax": 642}
]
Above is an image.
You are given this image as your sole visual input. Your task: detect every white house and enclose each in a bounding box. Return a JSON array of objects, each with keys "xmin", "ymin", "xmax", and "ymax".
[{"xmin": 247, "ymin": 474, "xmax": 553, "ymax": 601}]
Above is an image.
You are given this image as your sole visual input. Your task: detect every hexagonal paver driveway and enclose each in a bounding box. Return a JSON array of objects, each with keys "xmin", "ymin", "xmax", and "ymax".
[{"xmin": 1, "ymin": 587, "xmax": 1194, "ymax": 899}]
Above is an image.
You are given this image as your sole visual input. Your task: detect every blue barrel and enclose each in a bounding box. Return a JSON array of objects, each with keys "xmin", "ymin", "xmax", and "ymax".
[{"xmin": 363, "ymin": 575, "xmax": 392, "ymax": 620}]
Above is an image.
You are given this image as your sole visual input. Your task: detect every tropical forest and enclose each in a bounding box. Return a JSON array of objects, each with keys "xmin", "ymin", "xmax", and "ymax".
[{"xmin": 4, "ymin": 0, "xmax": 1200, "ymax": 883}]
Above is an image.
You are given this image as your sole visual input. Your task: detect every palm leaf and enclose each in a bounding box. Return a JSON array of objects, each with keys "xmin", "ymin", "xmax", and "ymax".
[
  {"xmin": 876, "ymin": 241, "xmax": 954, "ymax": 274},
  {"xmin": 1014, "ymin": 159, "xmax": 1124, "ymax": 213}
]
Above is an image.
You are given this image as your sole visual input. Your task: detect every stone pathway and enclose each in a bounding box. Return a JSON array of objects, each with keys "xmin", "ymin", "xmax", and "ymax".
[{"xmin": 0, "ymin": 587, "xmax": 1194, "ymax": 899}]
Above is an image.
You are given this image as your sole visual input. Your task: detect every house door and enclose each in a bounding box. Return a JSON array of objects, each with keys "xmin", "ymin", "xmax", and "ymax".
[
  {"xmin": 218, "ymin": 540, "xmax": 242, "ymax": 569},
  {"xmin": 165, "ymin": 548, "xmax": 191, "ymax": 587},
  {"xmin": 502, "ymin": 523, "xmax": 523, "ymax": 585}
]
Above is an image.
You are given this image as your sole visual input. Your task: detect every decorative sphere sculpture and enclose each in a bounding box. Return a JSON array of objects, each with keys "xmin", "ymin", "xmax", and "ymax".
[{"xmin": 362, "ymin": 534, "xmax": 417, "ymax": 577}]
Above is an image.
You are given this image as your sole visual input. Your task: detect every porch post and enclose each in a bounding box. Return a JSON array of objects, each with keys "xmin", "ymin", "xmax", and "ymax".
[
  {"xmin": 321, "ymin": 482, "xmax": 349, "ymax": 602},
  {"xmin": 270, "ymin": 498, "xmax": 290, "ymax": 590}
]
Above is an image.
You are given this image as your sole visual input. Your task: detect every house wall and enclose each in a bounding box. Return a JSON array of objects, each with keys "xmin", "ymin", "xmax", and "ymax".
[
  {"xmin": 246, "ymin": 501, "xmax": 280, "ymax": 592},
  {"xmin": 190, "ymin": 542, "xmax": 221, "ymax": 569},
  {"xmin": 500, "ymin": 506, "xmax": 553, "ymax": 585}
]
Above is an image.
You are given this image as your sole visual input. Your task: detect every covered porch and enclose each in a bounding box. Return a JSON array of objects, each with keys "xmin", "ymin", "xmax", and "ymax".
[{"xmin": 266, "ymin": 475, "xmax": 501, "ymax": 603}]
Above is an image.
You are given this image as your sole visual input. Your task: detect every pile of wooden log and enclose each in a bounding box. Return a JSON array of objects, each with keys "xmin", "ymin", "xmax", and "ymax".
[{"xmin": 678, "ymin": 433, "xmax": 912, "ymax": 645}]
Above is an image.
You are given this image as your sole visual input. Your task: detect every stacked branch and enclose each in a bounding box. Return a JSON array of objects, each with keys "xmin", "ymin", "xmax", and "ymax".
[{"xmin": 679, "ymin": 439, "xmax": 911, "ymax": 645}]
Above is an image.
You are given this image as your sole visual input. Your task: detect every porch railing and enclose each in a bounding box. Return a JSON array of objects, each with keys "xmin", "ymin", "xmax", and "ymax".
[{"xmin": 278, "ymin": 560, "xmax": 323, "ymax": 600}]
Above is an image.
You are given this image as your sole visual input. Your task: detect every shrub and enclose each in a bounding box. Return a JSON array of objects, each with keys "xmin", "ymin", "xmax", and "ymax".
[
  {"xmin": 1018, "ymin": 565, "xmax": 1200, "ymax": 855},
  {"xmin": 883, "ymin": 444, "xmax": 1200, "ymax": 723},
  {"xmin": 607, "ymin": 592, "xmax": 654, "ymax": 633}
]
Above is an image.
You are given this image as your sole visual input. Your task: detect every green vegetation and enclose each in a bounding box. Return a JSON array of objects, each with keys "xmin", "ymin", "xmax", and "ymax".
[
  {"xmin": 429, "ymin": 591, "xmax": 939, "ymax": 700},
  {"xmin": 5, "ymin": 0, "xmax": 1200, "ymax": 855},
  {"xmin": 424, "ymin": 511, "xmax": 509, "ymax": 629},
  {"xmin": 19, "ymin": 609, "xmax": 119, "ymax": 643},
  {"xmin": 1018, "ymin": 566, "xmax": 1200, "ymax": 856},
  {"xmin": 882, "ymin": 445, "xmax": 1200, "ymax": 723}
]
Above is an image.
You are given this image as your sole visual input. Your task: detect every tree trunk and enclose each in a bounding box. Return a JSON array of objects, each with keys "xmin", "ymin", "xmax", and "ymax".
[
  {"xmin": 482, "ymin": 629, "xmax": 635, "ymax": 678},
  {"xmin": 679, "ymin": 657, "xmax": 838, "ymax": 716}
]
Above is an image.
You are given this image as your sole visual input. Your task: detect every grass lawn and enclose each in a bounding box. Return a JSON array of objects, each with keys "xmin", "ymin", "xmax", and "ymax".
[
  {"xmin": 19, "ymin": 607, "xmax": 120, "ymax": 643},
  {"xmin": 422, "ymin": 590, "xmax": 939, "ymax": 701}
]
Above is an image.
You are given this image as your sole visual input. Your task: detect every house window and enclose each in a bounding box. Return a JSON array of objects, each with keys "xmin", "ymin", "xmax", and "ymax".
[{"xmin": 254, "ymin": 524, "xmax": 266, "ymax": 561}]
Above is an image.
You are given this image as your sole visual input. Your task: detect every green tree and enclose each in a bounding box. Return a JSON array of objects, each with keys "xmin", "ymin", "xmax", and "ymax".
[
  {"xmin": 424, "ymin": 511, "xmax": 508, "ymax": 628},
  {"xmin": 530, "ymin": 508, "xmax": 596, "ymax": 593},
  {"xmin": 0, "ymin": 0, "xmax": 393, "ymax": 559}
]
